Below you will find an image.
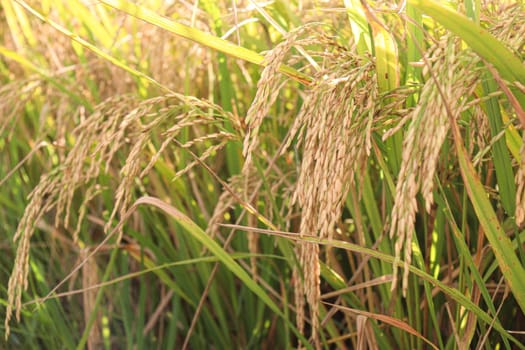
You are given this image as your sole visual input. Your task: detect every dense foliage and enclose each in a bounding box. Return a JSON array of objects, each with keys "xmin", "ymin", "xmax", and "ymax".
[{"xmin": 1, "ymin": 1, "xmax": 525, "ymax": 349}]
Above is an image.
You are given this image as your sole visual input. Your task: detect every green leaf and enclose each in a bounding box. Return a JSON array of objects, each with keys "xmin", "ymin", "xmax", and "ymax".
[
  {"xmin": 98, "ymin": 0, "xmax": 312, "ymax": 86},
  {"xmin": 482, "ymin": 72, "xmax": 516, "ymax": 215},
  {"xmin": 451, "ymin": 121, "xmax": 525, "ymax": 315},
  {"xmin": 131, "ymin": 196, "xmax": 313, "ymax": 349},
  {"xmin": 230, "ymin": 224, "xmax": 525, "ymax": 349}
]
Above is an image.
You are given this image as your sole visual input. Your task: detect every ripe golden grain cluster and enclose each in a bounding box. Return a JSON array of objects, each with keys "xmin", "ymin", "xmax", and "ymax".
[
  {"xmin": 388, "ymin": 37, "xmax": 484, "ymax": 295},
  {"xmin": 5, "ymin": 93, "xmax": 235, "ymax": 336},
  {"xmin": 3, "ymin": 1, "xmax": 525, "ymax": 348},
  {"xmin": 290, "ymin": 51, "xmax": 378, "ymax": 346}
]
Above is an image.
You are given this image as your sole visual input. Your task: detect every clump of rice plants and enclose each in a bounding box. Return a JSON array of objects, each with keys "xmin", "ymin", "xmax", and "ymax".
[{"xmin": 1, "ymin": 0, "xmax": 525, "ymax": 349}]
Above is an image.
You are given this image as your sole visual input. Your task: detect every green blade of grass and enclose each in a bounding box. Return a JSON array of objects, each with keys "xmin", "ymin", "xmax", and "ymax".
[
  {"xmin": 343, "ymin": 0, "xmax": 372, "ymax": 54},
  {"xmin": 200, "ymin": 0, "xmax": 241, "ymax": 175},
  {"xmin": 359, "ymin": 1, "xmax": 399, "ymax": 93},
  {"xmin": 482, "ymin": 72, "xmax": 516, "ymax": 215},
  {"xmin": 504, "ymin": 115, "xmax": 522, "ymax": 162},
  {"xmin": 435, "ymin": 184, "xmax": 510, "ymax": 349},
  {"xmin": 225, "ymin": 223, "xmax": 525, "ymax": 348},
  {"xmin": 450, "ymin": 119, "xmax": 525, "ymax": 315},
  {"xmin": 25, "ymin": 253, "xmax": 282, "ymax": 304},
  {"xmin": 463, "ymin": 0, "xmax": 480, "ymax": 24},
  {"xmin": 131, "ymin": 196, "xmax": 313, "ymax": 349},
  {"xmin": 97, "ymin": 0, "xmax": 312, "ymax": 86}
]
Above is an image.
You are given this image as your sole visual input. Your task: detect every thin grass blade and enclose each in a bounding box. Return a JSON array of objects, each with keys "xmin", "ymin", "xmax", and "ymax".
[{"xmin": 131, "ymin": 196, "xmax": 313, "ymax": 349}]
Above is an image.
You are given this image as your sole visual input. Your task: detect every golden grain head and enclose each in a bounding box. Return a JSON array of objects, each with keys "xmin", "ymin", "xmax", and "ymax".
[
  {"xmin": 243, "ymin": 26, "xmax": 310, "ymax": 167},
  {"xmin": 5, "ymin": 92, "xmax": 236, "ymax": 337},
  {"xmin": 268, "ymin": 32, "xmax": 384, "ymax": 345},
  {"xmin": 389, "ymin": 36, "xmax": 486, "ymax": 295}
]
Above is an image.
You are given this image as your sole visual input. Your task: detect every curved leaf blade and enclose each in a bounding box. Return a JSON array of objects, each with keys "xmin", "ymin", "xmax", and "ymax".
[
  {"xmin": 98, "ymin": 0, "xmax": 313, "ymax": 85},
  {"xmin": 131, "ymin": 196, "xmax": 313, "ymax": 349}
]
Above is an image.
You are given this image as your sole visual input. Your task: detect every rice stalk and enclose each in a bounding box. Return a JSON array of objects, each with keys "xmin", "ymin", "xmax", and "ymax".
[
  {"xmin": 387, "ymin": 36, "xmax": 483, "ymax": 295},
  {"xmin": 5, "ymin": 92, "xmax": 237, "ymax": 337},
  {"xmin": 80, "ymin": 247, "xmax": 102, "ymax": 350},
  {"xmin": 273, "ymin": 34, "xmax": 381, "ymax": 346},
  {"xmin": 243, "ymin": 25, "xmax": 318, "ymax": 167}
]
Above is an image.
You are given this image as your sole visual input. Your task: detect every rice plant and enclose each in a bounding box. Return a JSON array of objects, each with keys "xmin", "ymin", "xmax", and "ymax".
[{"xmin": 1, "ymin": 0, "xmax": 525, "ymax": 349}]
